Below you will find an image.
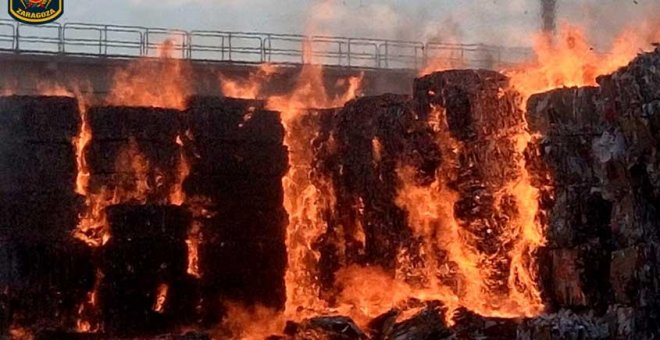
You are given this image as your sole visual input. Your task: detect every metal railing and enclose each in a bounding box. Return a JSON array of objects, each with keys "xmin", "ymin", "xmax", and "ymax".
[{"xmin": 0, "ymin": 19, "xmax": 532, "ymax": 70}]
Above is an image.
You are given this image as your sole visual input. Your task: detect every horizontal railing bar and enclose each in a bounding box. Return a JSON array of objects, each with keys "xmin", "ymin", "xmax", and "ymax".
[{"xmin": 0, "ymin": 19, "xmax": 531, "ymax": 70}]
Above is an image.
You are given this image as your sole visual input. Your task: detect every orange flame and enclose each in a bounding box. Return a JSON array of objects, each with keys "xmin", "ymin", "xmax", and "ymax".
[
  {"xmin": 507, "ymin": 22, "xmax": 660, "ymax": 101},
  {"xmin": 220, "ymin": 64, "xmax": 277, "ymax": 99},
  {"xmin": 106, "ymin": 39, "xmax": 189, "ymax": 109},
  {"xmin": 152, "ymin": 283, "xmax": 169, "ymax": 313},
  {"xmin": 265, "ymin": 57, "xmax": 363, "ymax": 318}
]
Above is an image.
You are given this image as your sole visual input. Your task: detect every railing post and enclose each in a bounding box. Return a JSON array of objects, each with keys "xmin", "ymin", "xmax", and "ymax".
[
  {"xmin": 384, "ymin": 41, "xmax": 389, "ymax": 68},
  {"xmin": 144, "ymin": 28, "xmax": 149, "ymax": 56},
  {"xmin": 14, "ymin": 24, "xmax": 19, "ymax": 53},
  {"xmin": 266, "ymin": 34, "xmax": 272, "ymax": 63},
  {"xmin": 259, "ymin": 36, "xmax": 264, "ymax": 63},
  {"xmin": 57, "ymin": 24, "xmax": 63, "ymax": 54},
  {"xmin": 187, "ymin": 32, "xmax": 192, "ymax": 59},
  {"xmin": 221, "ymin": 35, "xmax": 225, "ymax": 61},
  {"xmin": 228, "ymin": 32, "xmax": 232, "ymax": 61},
  {"xmin": 347, "ymin": 38, "xmax": 351, "ymax": 67},
  {"xmin": 101, "ymin": 25, "xmax": 106, "ymax": 55}
]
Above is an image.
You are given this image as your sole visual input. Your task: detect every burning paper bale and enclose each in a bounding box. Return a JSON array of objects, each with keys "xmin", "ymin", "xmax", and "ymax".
[
  {"xmin": 100, "ymin": 204, "xmax": 191, "ymax": 336},
  {"xmin": 0, "ymin": 95, "xmax": 92, "ymax": 332},
  {"xmin": 184, "ymin": 96, "xmax": 288, "ymax": 320}
]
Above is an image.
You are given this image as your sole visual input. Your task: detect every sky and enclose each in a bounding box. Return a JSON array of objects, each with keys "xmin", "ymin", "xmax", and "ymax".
[{"xmin": 2, "ymin": 0, "xmax": 658, "ymax": 48}]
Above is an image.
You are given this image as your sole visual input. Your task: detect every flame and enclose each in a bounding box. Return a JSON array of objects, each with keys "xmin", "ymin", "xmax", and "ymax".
[
  {"xmin": 75, "ymin": 270, "xmax": 103, "ymax": 333},
  {"xmin": 507, "ymin": 22, "xmax": 660, "ymax": 101},
  {"xmin": 152, "ymin": 283, "xmax": 169, "ymax": 313},
  {"xmin": 186, "ymin": 221, "xmax": 202, "ymax": 278},
  {"xmin": 220, "ymin": 64, "xmax": 277, "ymax": 99},
  {"xmin": 392, "ymin": 104, "xmax": 545, "ymax": 321},
  {"xmin": 186, "ymin": 195, "xmax": 216, "ymax": 279},
  {"xmin": 74, "ymin": 138, "xmax": 152, "ymax": 247},
  {"xmin": 169, "ymin": 134, "xmax": 190, "ymax": 206},
  {"xmin": 220, "ymin": 302, "xmax": 286, "ymax": 340},
  {"xmin": 32, "ymin": 82, "xmax": 93, "ymax": 197},
  {"xmin": 106, "ymin": 39, "xmax": 189, "ymax": 109},
  {"xmin": 265, "ymin": 49, "xmax": 363, "ymax": 317},
  {"xmin": 8, "ymin": 324, "xmax": 33, "ymax": 340}
]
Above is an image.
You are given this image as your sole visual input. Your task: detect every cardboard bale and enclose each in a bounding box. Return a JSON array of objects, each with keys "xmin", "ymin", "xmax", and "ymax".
[
  {"xmin": 545, "ymin": 243, "xmax": 611, "ymax": 309},
  {"xmin": 87, "ymin": 106, "xmax": 181, "ymax": 141},
  {"xmin": 100, "ymin": 204, "xmax": 192, "ymax": 336},
  {"xmin": 610, "ymin": 243, "xmax": 660, "ymax": 311},
  {"xmin": 0, "ymin": 192, "xmax": 83, "ymax": 242},
  {"xmin": 413, "ymin": 70, "xmax": 529, "ymax": 293},
  {"xmin": 185, "ymin": 96, "xmax": 284, "ymax": 144},
  {"xmin": 527, "ymin": 86, "xmax": 601, "ymax": 135},
  {"xmin": 414, "ymin": 69, "xmax": 524, "ymax": 138},
  {"xmin": 200, "ymin": 239, "xmax": 286, "ymax": 309},
  {"xmin": 0, "ymin": 142, "xmax": 78, "ymax": 194},
  {"xmin": 85, "ymin": 140, "xmax": 180, "ymax": 175},
  {"xmin": 0, "ymin": 238, "xmax": 94, "ymax": 332},
  {"xmin": 315, "ymin": 94, "xmax": 439, "ymax": 271},
  {"xmin": 544, "ymin": 187, "xmax": 612, "ymax": 248},
  {"xmin": 184, "ymin": 172, "xmax": 284, "ymax": 206},
  {"xmin": 0, "ymin": 95, "xmax": 80, "ymax": 143},
  {"xmin": 517, "ymin": 310, "xmax": 610, "ymax": 340},
  {"xmin": 608, "ymin": 193, "xmax": 659, "ymax": 248},
  {"xmin": 192, "ymin": 141, "xmax": 288, "ymax": 177}
]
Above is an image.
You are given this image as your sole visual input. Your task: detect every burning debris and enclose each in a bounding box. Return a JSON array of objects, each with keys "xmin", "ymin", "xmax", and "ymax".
[{"xmin": 1, "ymin": 18, "xmax": 660, "ymax": 340}]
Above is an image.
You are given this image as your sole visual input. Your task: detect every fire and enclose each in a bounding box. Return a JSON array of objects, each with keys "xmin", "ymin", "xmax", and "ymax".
[
  {"xmin": 220, "ymin": 63, "xmax": 277, "ymax": 99},
  {"xmin": 74, "ymin": 138, "xmax": 152, "ymax": 246},
  {"xmin": 106, "ymin": 39, "xmax": 190, "ymax": 109},
  {"xmin": 220, "ymin": 302, "xmax": 286, "ymax": 340},
  {"xmin": 266, "ymin": 56, "xmax": 362, "ymax": 318},
  {"xmin": 218, "ymin": 36, "xmax": 363, "ymax": 320},
  {"xmin": 75, "ymin": 270, "xmax": 103, "ymax": 333},
  {"xmin": 506, "ymin": 22, "xmax": 660, "ymax": 101},
  {"xmin": 393, "ymin": 104, "xmax": 545, "ymax": 321},
  {"xmin": 186, "ymin": 195, "xmax": 215, "ymax": 278},
  {"xmin": 169, "ymin": 134, "xmax": 190, "ymax": 206},
  {"xmin": 33, "ymin": 82, "xmax": 93, "ymax": 197},
  {"xmin": 153, "ymin": 283, "xmax": 169, "ymax": 313},
  {"xmin": 8, "ymin": 324, "xmax": 33, "ymax": 340}
]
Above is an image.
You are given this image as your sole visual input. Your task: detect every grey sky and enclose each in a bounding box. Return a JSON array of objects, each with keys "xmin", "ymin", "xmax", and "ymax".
[{"xmin": 5, "ymin": 0, "xmax": 658, "ymax": 47}]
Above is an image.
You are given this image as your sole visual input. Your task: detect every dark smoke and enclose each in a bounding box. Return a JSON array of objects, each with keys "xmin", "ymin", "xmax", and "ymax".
[{"xmin": 541, "ymin": 0, "xmax": 557, "ymax": 33}]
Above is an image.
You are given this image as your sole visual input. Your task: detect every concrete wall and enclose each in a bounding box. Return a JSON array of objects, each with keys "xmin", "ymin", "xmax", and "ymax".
[{"xmin": 0, "ymin": 53, "xmax": 418, "ymax": 99}]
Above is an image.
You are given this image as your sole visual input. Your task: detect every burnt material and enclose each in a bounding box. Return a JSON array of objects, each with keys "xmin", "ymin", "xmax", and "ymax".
[
  {"xmin": 86, "ymin": 106, "xmax": 183, "ymax": 203},
  {"xmin": 522, "ymin": 48, "xmax": 660, "ymax": 338},
  {"xmin": 184, "ymin": 96, "xmax": 288, "ymax": 320},
  {"xmin": 313, "ymin": 94, "xmax": 440, "ymax": 274},
  {"xmin": 0, "ymin": 95, "xmax": 80, "ymax": 143},
  {"xmin": 0, "ymin": 95, "xmax": 91, "ymax": 335},
  {"xmin": 100, "ymin": 204, "xmax": 192, "ymax": 336},
  {"xmin": 414, "ymin": 70, "xmax": 525, "ymax": 295}
]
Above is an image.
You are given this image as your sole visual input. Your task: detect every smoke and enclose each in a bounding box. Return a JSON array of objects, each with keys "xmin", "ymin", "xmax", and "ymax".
[
  {"xmin": 64, "ymin": 0, "xmax": 660, "ymax": 49},
  {"xmin": 540, "ymin": 0, "xmax": 557, "ymax": 33}
]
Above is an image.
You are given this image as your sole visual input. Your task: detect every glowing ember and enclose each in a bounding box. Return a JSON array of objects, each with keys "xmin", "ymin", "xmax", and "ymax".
[
  {"xmin": 152, "ymin": 284, "xmax": 169, "ymax": 313},
  {"xmin": 169, "ymin": 134, "xmax": 190, "ymax": 206}
]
